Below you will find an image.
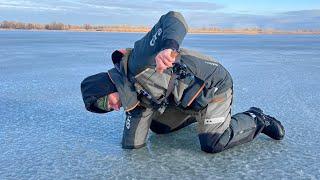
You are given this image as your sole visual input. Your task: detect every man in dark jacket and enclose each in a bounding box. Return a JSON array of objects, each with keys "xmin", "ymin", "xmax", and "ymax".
[{"xmin": 81, "ymin": 11, "xmax": 285, "ymax": 153}]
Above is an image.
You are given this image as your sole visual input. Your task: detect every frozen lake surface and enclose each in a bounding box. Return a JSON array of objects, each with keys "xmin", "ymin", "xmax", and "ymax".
[{"xmin": 0, "ymin": 31, "xmax": 319, "ymax": 179}]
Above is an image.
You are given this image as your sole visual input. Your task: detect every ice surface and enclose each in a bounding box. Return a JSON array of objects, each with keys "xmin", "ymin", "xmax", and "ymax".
[{"xmin": 0, "ymin": 31, "xmax": 319, "ymax": 179}]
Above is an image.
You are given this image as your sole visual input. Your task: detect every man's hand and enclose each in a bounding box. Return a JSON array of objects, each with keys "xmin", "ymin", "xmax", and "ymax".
[
  {"xmin": 155, "ymin": 49, "xmax": 177, "ymax": 73},
  {"xmin": 108, "ymin": 92, "xmax": 121, "ymax": 111}
]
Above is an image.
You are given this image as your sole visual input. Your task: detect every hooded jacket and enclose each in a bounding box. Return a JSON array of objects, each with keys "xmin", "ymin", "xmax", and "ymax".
[
  {"xmin": 82, "ymin": 11, "xmax": 233, "ymax": 114},
  {"xmin": 122, "ymin": 11, "xmax": 233, "ymax": 111}
]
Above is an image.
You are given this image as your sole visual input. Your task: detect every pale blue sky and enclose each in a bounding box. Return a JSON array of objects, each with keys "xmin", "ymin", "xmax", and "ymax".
[
  {"xmin": 0, "ymin": 0, "xmax": 319, "ymax": 30},
  {"xmin": 212, "ymin": 0, "xmax": 320, "ymax": 13}
]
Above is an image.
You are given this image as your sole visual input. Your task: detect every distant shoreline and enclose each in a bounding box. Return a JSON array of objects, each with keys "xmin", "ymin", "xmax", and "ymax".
[
  {"xmin": 1, "ymin": 20, "xmax": 319, "ymax": 35},
  {"xmin": 1, "ymin": 28, "xmax": 319, "ymax": 35}
]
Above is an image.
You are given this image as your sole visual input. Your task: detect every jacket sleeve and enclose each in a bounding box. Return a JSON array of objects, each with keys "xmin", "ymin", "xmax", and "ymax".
[
  {"xmin": 129, "ymin": 11, "xmax": 188, "ymax": 75},
  {"xmin": 158, "ymin": 11, "xmax": 188, "ymax": 50}
]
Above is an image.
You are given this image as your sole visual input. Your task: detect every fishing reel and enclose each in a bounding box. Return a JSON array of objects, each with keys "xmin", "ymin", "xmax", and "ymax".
[{"xmin": 172, "ymin": 63, "xmax": 191, "ymax": 80}]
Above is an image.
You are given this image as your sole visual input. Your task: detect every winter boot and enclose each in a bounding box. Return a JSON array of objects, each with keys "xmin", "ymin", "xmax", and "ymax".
[{"xmin": 246, "ymin": 107, "xmax": 285, "ymax": 140}]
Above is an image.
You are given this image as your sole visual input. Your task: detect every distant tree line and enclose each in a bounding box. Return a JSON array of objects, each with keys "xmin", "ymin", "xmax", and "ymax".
[
  {"xmin": 0, "ymin": 20, "xmax": 318, "ymax": 34},
  {"xmin": 0, "ymin": 20, "xmax": 150, "ymax": 32}
]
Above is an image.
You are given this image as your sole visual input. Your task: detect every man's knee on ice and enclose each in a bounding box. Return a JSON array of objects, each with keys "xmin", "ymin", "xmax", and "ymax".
[
  {"xmin": 150, "ymin": 120, "xmax": 172, "ymax": 134},
  {"xmin": 122, "ymin": 141, "xmax": 146, "ymax": 149},
  {"xmin": 198, "ymin": 129, "xmax": 232, "ymax": 153}
]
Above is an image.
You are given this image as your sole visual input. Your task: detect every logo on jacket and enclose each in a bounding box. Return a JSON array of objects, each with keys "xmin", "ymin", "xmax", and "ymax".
[
  {"xmin": 150, "ymin": 28, "xmax": 162, "ymax": 46},
  {"xmin": 205, "ymin": 61, "xmax": 218, "ymax": 67},
  {"xmin": 126, "ymin": 115, "xmax": 131, "ymax": 129}
]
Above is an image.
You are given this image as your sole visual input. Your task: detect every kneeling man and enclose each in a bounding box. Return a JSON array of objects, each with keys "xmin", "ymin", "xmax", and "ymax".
[{"xmin": 81, "ymin": 11, "xmax": 285, "ymax": 153}]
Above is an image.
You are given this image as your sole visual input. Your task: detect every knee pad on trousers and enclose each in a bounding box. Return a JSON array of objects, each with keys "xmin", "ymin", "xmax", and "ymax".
[
  {"xmin": 227, "ymin": 113, "xmax": 257, "ymax": 147},
  {"xmin": 198, "ymin": 129, "xmax": 232, "ymax": 153},
  {"xmin": 122, "ymin": 143, "xmax": 146, "ymax": 149},
  {"xmin": 150, "ymin": 120, "xmax": 172, "ymax": 134}
]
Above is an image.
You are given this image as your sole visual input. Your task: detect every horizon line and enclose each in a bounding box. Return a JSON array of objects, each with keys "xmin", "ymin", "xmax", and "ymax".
[{"xmin": 1, "ymin": 20, "xmax": 319, "ymax": 34}]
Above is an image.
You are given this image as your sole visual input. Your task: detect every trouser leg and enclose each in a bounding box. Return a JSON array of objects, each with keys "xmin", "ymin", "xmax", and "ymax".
[
  {"xmin": 122, "ymin": 106, "xmax": 155, "ymax": 149},
  {"xmin": 150, "ymin": 106, "xmax": 196, "ymax": 134},
  {"xmin": 198, "ymin": 88, "xmax": 264, "ymax": 153}
]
